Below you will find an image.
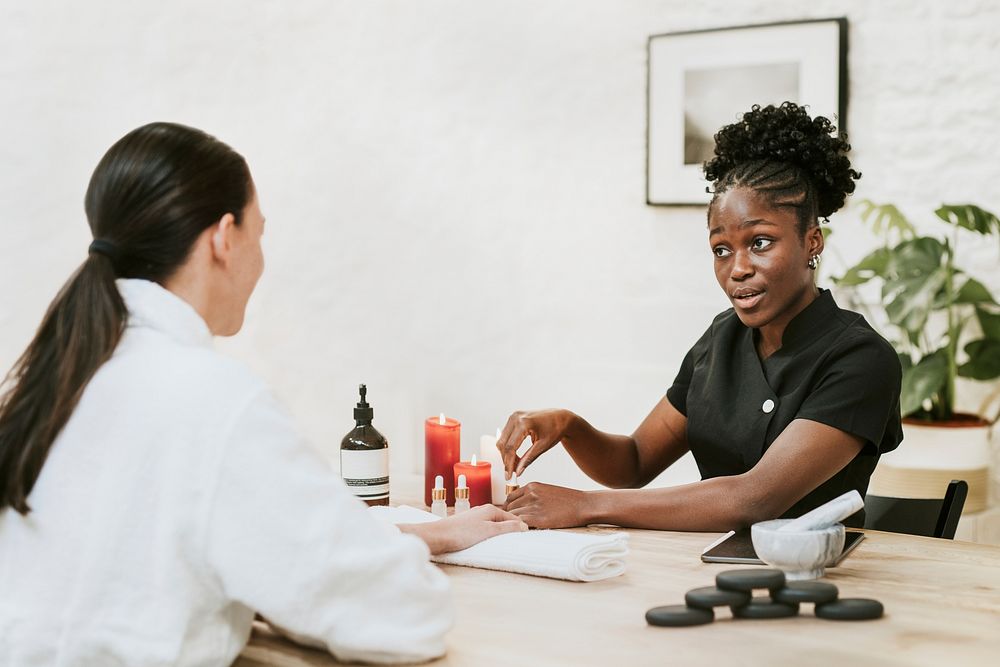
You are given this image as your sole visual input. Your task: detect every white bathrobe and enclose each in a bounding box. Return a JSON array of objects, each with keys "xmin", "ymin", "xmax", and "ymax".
[{"xmin": 0, "ymin": 279, "xmax": 452, "ymax": 666}]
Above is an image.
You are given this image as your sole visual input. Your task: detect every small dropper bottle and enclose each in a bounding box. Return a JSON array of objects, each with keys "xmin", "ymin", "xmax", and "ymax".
[
  {"xmin": 430, "ymin": 475, "xmax": 448, "ymax": 518},
  {"xmin": 454, "ymin": 474, "xmax": 471, "ymax": 514},
  {"xmin": 505, "ymin": 472, "xmax": 519, "ymax": 499}
]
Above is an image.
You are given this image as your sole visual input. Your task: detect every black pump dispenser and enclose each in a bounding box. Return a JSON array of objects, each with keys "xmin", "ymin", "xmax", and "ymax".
[
  {"xmin": 340, "ymin": 383, "xmax": 389, "ymax": 506},
  {"xmin": 354, "ymin": 384, "xmax": 374, "ymax": 424}
]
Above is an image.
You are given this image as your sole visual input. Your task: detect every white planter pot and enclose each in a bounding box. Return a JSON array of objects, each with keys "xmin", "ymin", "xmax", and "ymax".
[{"xmin": 869, "ymin": 417, "xmax": 994, "ymax": 514}]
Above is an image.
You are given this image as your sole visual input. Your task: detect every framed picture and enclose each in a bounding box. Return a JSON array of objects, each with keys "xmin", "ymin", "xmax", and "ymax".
[{"xmin": 646, "ymin": 18, "xmax": 848, "ymax": 206}]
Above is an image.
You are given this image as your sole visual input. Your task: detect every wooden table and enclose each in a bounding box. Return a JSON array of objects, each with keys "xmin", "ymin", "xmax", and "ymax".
[{"xmin": 236, "ymin": 521, "xmax": 1000, "ymax": 666}]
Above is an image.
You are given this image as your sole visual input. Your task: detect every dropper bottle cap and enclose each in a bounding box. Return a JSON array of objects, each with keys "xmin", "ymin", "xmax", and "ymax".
[
  {"xmin": 432, "ymin": 474, "xmax": 446, "ymax": 502},
  {"xmin": 455, "ymin": 474, "xmax": 469, "ymax": 500},
  {"xmin": 354, "ymin": 384, "xmax": 373, "ymax": 424},
  {"xmin": 505, "ymin": 472, "xmax": 519, "ymax": 495}
]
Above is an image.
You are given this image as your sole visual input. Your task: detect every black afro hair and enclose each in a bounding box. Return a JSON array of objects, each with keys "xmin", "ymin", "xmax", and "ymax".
[{"xmin": 703, "ymin": 102, "xmax": 861, "ymax": 219}]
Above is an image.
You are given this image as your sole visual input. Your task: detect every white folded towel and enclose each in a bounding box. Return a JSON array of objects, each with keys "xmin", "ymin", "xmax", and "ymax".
[{"xmin": 370, "ymin": 505, "xmax": 629, "ymax": 582}]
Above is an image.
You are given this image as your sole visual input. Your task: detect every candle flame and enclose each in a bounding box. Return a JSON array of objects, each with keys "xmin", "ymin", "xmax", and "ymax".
[
  {"xmin": 471, "ymin": 454, "xmax": 478, "ymax": 466},
  {"xmin": 495, "ymin": 427, "xmax": 501, "ymax": 439},
  {"xmin": 438, "ymin": 412, "xmax": 446, "ymax": 425}
]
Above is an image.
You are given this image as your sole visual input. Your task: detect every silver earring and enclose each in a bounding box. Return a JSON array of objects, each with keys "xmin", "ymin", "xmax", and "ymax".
[{"xmin": 807, "ymin": 255, "xmax": 820, "ymax": 270}]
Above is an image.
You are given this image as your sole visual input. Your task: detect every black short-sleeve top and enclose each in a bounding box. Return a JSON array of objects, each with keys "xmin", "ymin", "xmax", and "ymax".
[{"xmin": 666, "ymin": 289, "xmax": 903, "ymax": 527}]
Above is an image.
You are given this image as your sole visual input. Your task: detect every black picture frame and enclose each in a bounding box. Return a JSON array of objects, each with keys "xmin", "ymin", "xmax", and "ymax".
[{"xmin": 646, "ymin": 18, "xmax": 848, "ymax": 206}]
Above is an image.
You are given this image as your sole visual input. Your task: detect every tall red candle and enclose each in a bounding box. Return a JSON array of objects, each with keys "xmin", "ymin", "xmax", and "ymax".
[
  {"xmin": 425, "ymin": 414, "xmax": 460, "ymax": 506},
  {"xmin": 454, "ymin": 456, "xmax": 492, "ymax": 507}
]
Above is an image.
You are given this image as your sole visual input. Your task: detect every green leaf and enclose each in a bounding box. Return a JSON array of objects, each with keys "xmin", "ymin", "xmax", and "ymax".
[
  {"xmin": 929, "ymin": 269, "xmax": 964, "ymax": 310},
  {"xmin": 898, "ymin": 352, "xmax": 914, "ymax": 374},
  {"xmin": 884, "ymin": 268, "xmax": 947, "ymax": 334},
  {"xmin": 859, "ymin": 200, "xmax": 917, "ymax": 241},
  {"xmin": 977, "ymin": 306, "xmax": 1000, "ymax": 340},
  {"xmin": 935, "ymin": 204, "xmax": 1000, "ymax": 235},
  {"xmin": 880, "ymin": 237, "xmax": 950, "ymax": 334},
  {"xmin": 900, "ymin": 351, "xmax": 948, "ymax": 416},
  {"xmin": 958, "ymin": 339, "xmax": 1000, "ymax": 380},
  {"xmin": 953, "ymin": 277, "xmax": 997, "ymax": 305},
  {"xmin": 833, "ymin": 247, "xmax": 889, "ymax": 287},
  {"xmin": 886, "ymin": 237, "xmax": 945, "ymax": 276}
]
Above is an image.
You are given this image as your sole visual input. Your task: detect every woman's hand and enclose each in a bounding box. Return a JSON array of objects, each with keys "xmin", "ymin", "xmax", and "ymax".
[
  {"xmin": 496, "ymin": 409, "xmax": 577, "ymax": 478},
  {"xmin": 400, "ymin": 505, "xmax": 527, "ymax": 555},
  {"xmin": 504, "ymin": 482, "xmax": 594, "ymax": 529}
]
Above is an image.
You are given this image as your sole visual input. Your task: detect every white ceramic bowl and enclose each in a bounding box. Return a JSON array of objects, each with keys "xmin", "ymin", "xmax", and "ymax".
[{"xmin": 751, "ymin": 519, "xmax": 845, "ymax": 581}]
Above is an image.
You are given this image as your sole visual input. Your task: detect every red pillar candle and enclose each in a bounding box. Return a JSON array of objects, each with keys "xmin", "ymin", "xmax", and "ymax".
[
  {"xmin": 454, "ymin": 455, "xmax": 492, "ymax": 507},
  {"xmin": 425, "ymin": 414, "xmax": 461, "ymax": 506}
]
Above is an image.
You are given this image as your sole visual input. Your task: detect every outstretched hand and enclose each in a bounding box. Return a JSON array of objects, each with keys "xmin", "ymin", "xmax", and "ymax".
[
  {"xmin": 496, "ymin": 409, "xmax": 576, "ymax": 478},
  {"xmin": 401, "ymin": 504, "xmax": 527, "ymax": 555},
  {"xmin": 504, "ymin": 482, "xmax": 592, "ymax": 529}
]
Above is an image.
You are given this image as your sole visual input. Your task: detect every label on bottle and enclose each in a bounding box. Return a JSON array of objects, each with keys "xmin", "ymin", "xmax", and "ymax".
[{"xmin": 340, "ymin": 449, "xmax": 389, "ymax": 500}]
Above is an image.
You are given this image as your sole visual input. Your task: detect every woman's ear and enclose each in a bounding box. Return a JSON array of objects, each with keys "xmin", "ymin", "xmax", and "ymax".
[
  {"xmin": 806, "ymin": 223, "xmax": 825, "ymax": 257},
  {"xmin": 209, "ymin": 212, "xmax": 237, "ymax": 267}
]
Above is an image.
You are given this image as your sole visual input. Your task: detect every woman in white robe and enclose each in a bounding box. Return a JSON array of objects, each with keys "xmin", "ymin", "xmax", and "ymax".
[{"xmin": 0, "ymin": 122, "xmax": 524, "ymax": 666}]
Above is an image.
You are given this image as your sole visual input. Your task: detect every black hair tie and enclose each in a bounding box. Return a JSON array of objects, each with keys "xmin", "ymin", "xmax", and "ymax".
[{"xmin": 88, "ymin": 239, "xmax": 122, "ymax": 265}]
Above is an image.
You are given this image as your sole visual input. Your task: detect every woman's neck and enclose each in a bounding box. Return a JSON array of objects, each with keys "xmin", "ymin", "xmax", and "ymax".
[{"xmin": 755, "ymin": 285, "xmax": 820, "ymax": 359}]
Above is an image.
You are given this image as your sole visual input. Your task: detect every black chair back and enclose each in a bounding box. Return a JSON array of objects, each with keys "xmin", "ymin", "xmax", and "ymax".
[{"xmin": 863, "ymin": 480, "xmax": 968, "ymax": 539}]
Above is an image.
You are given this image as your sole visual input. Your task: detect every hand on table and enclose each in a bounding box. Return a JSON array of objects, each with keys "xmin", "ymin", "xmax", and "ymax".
[
  {"xmin": 496, "ymin": 409, "xmax": 576, "ymax": 478},
  {"xmin": 504, "ymin": 482, "xmax": 592, "ymax": 529},
  {"xmin": 401, "ymin": 504, "xmax": 527, "ymax": 555}
]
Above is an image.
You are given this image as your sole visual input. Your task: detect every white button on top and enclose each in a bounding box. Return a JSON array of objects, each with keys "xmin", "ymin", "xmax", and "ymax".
[{"xmin": 762, "ymin": 399, "xmax": 775, "ymax": 414}]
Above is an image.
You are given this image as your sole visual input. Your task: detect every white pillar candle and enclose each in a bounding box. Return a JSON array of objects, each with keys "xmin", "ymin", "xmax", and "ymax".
[{"xmin": 479, "ymin": 428, "xmax": 505, "ymax": 505}]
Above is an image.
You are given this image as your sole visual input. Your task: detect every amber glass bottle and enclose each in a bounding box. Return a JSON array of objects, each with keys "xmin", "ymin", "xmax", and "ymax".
[{"xmin": 340, "ymin": 384, "xmax": 389, "ymax": 506}]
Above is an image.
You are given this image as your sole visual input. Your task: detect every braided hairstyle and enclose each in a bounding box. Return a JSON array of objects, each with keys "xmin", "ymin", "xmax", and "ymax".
[{"xmin": 703, "ymin": 102, "xmax": 861, "ymax": 234}]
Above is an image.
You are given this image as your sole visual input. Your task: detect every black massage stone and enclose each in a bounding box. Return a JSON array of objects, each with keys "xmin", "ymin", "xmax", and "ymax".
[
  {"xmin": 684, "ymin": 586, "xmax": 751, "ymax": 609},
  {"xmin": 716, "ymin": 568, "xmax": 786, "ymax": 593},
  {"xmin": 815, "ymin": 598, "xmax": 884, "ymax": 621},
  {"xmin": 731, "ymin": 598, "xmax": 800, "ymax": 619},
  {"xmin": 772, "ymin": 581, "xmax": 839, "ymax": 605},
  {"xmin": 645, "ymin": 604, "xmax": 715, "ymax": 627}
]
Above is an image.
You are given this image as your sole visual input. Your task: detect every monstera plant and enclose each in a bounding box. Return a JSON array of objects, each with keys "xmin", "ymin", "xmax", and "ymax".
[{"xmin": 833, "ymin": 201, "xmax": 1000, "ymax": 422}]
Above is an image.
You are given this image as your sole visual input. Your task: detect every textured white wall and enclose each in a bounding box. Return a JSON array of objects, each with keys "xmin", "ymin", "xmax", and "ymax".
[{"xmin": 2, "ymin": 1, "xmax": 999, "ymax": 491}]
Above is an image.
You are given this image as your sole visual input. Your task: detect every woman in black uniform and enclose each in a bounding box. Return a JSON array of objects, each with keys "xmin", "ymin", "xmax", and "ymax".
[{"xmin": 498, "ymin": 102, "xmax": 902, "ymax": 531}]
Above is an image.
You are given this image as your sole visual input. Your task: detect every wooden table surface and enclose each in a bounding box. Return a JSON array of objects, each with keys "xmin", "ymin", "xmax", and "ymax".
[{"xmin": 236, "ymin": 511, "xmax": 1000, "ymax": 667}]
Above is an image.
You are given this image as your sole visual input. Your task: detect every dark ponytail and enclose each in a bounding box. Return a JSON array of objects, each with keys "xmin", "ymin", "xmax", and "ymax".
[{"xmin": 0, "ymin": 122, "xmax": 251, "ymax": 514}]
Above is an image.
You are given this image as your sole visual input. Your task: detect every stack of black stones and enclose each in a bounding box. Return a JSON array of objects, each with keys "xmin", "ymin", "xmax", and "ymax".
[{"xmin": 646, "ymin": 569, "xmax": 883, "ymax": 627}]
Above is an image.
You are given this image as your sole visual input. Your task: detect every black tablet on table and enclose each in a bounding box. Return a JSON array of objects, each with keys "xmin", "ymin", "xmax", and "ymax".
[{"xmin": 700, "ymin": 527, "xmax": 865, "ymax": 565}]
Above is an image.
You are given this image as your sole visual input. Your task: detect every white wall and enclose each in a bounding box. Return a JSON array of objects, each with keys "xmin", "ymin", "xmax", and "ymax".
[{"xmin": 2, "ymin": 0, "xmax": 999, "ymax": 491}]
